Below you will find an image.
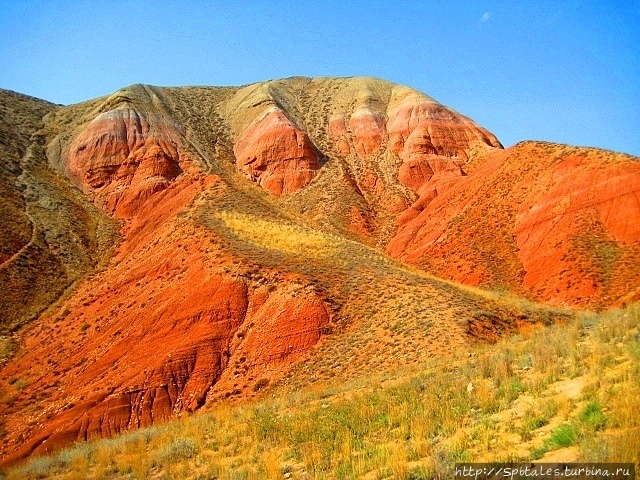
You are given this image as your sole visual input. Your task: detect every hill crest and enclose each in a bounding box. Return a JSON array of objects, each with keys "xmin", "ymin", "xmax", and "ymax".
[{"xmin": 0, "ymin": 77, "xmax": 638, "ymax": 464}]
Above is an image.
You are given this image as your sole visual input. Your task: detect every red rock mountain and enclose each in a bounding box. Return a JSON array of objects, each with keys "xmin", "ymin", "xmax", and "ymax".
[{"xmin": 0, "ymin": 77, "xmax": 638, "ymax": 464}]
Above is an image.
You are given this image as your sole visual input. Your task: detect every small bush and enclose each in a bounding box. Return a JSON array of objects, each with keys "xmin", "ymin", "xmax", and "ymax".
[
  {"xmin": 579, "ymin": 402, "xmax": 607, "ymax": 431},
  {"xmin": 12, "ymin": 378, "xmax": 27, "ymax": 391},
  {"xmin": 11, "ymin": 455, "xmax": 57, "ymax": 478},
  {"xmin": 530, "ymin": 423, "xmax": 579, "ymax": 459},
  {"xmin": 154, "ymin": 437, "xmax": 199, "ymax": 465},
  {"xmin": 548, "ymin": 424, "xmax": 578, "ymax": 448},
  {"xmin": 56, "ymin": 442, "xmax": 92, "ymax": 466}
]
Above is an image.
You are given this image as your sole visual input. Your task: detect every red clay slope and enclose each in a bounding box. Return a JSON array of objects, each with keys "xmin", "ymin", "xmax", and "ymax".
[
  {"xmin": 388, "ymin": 141, "xmax": 640, "ymax": 307},
  {"xmin": 0, "ymin": 92, "xmax": 331, "ymax": 463},
  {"xmin": 0, "ymin": 178, "xmax": 331, "ymax": 464}
]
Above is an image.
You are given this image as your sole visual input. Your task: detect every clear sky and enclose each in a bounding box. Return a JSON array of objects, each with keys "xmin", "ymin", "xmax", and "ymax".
[{"xmin": 1, "ymin": 0, "xmax": 639, "ymax": 156}]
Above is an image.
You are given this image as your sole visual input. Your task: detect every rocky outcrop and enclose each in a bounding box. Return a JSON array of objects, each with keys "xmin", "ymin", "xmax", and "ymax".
[
  {"xmin": 66, "ymin": 106, "xmax": 183, "ymax": 217},
  {"xmin": 233, "ymin": 106, "xmax": 320, "ymax": 196},
  {"xmin": 207, "ymin": 283, "xmax": 331, "ymax": 400},
  {"xmin": 350, "ymin": 104, "xmax": 386, "ymax": 156},
  {"xmin": 513, "ymin": 148, "xmax": 640, "ymax": 305},
  {"xmin": 387, "ymin": 87, "xmax": 501, "ymax": 196},
  {"xmin": 8, "ymin": 270, "xmax": 249, "ymax": 460},
  {"xmin": 323, "ymin": 82, "xmax": 503, "ymax": 236},
  {"xmin": 328, "ymin": 104, "xmax": 386, "ymax": 158},
  {"xmin": 387, "ymin": 87, "xmax": 501, "ymax": 161},
  {"xmin": 328, "ymin": 113, "xmax": 352, "ymax": 157}
]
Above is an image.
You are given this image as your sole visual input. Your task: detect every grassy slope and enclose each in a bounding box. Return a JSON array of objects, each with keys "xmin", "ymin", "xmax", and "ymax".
[
  {"xmin": 4, "ymin": 303, "xmax": 637, "ymax": 479},
  {"xmin": 0, "ymin": 90, "xmax": 119, "ymax": 337},
  {"xmin": 0, "ymin": 89, "xmax": 54, "ymax": 264}
]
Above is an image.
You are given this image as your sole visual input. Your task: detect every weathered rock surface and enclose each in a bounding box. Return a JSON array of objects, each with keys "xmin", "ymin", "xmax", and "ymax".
[
  {"xmin": 349, "ymin": 103, "xmax": 386, "ymax": 156},
  {"xmin": 1, "ymin": 77, "xmax": 639, "ymax": 467},
  {"xmin": 1, "ymin": 175, "xmax": 331, "ymax": 463},
  {"xmin": 320, "ymin": 81, "xmax": 504, "ymax": 240},
  {"xmin": 66, "ymin": 106, "xmax": 183, "ymax": 217},
  {"xmin": 328, "ymin": 103, "xmax": 386, "ymax": 157},
  {"xmin": 233, "ymin": 106, "xmax": 320, "ymax": 196},
  {"xmin": 328, "ymin": 113, "xmax": 352, "ymax": 157},
  {"xmin": 387, "ymin": 87, "xmax": 501, "ymax": 159},
  {"xmin": 387, "ymin": 87, "xmax": 501, "ymax": 195}
]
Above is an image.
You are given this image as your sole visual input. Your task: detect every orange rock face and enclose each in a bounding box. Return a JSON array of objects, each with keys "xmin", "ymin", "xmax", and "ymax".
[
  {"xmin": 207, "ymin": 283, "xmax": 331, "ymax": 400},
  {"xmin": 513, "ymin": 151, "xmax": 640, "ymax": 304},
  {"xmin": 328, "ymin": 113, "xmax": 352, "ymax": 156},
  {"xmin": 387, "ymin": 142, "xmax": 640, "ymax": 307},
  {"xmin": 387, "ymin": 89, "xmax": 501, "ymax": 159},
  {"xmin": 349, "ymin": 104, "xmax": 386, "ymax": 156},
  {"xmin": 233, "ymin": 107, "xmax": 320, "ymax": 196},
  {"xmin": 328, "ymin": 105, "xmax": 385, "ymax": 157},
  {"xmin": 387, "ymin": 88, "xmax": 501, "ymax": 196},
  {"xmin": 66, "ymin": 107, "xmax": 183, "ymax": 217},
  {"xmin": 324, "ymin": 86, "xmax": 505, "ymax": 235}
]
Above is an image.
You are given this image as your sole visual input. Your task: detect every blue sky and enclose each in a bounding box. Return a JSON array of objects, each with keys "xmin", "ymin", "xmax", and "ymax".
[{"xmin": 1, "ymin": 0, "xmax": 639, "ymax": 156}]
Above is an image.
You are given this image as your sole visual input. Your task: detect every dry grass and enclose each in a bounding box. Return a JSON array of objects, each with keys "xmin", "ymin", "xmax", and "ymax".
[
  {"xmin": 3, "ymin": 303, "xmax": 637, "ymax": 479},
  {"xmin": 213, "ymin": 210, "xmax": 339, "ymax": 258}
]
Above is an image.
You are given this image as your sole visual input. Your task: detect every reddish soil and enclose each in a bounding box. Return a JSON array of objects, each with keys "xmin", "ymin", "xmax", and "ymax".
[
  {"xmin": 66, "ymin": 106, "xmax": 185, "ymax": 218},
  {"xmin": 0, "ymin": 172, "xmax": 330, "ymax": 463},
  {"xmin": 387, "ymin": 142, "xmax": 640, "ymax": 307}
]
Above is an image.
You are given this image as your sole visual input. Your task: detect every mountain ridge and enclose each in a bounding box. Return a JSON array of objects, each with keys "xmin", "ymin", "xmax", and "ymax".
[{"xmin": 0, "ymin": 77, "xmax": 638, "ymax": 464}]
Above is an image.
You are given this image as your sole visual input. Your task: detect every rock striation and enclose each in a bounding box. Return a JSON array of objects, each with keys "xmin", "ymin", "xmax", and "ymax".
[
  {"xmin": 233, "ymin": 106, "xmax": 320, "ymax": 196},
  {"xmin": 66, "ymin": 106, "xmax": 183, "ymax": 217},
  {"xmin": 387, "ymin": 87, "xmax": 501, "ymax": 195},
  {"xmin": 1, "ymin": 77, "xmax": 639, "ymax": 466},
  {"xmin": 387, "ymin": 142, "xmax": 640, "ymax": 307}
]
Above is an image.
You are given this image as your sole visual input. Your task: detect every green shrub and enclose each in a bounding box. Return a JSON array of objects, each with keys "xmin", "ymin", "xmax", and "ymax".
[
  {"xmin": 579, "ymin": 402, "xmax": 607, "ymax": 431},
  {"xmin": 530, "ymin": 423, "xmax": 579, "ymax": 459},
  {"xmin": 548, "ymin": 424, "xmax": 578, "ymax": 448}
]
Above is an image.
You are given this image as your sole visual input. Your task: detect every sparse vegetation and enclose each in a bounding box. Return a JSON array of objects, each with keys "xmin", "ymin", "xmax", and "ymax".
[
  {"xmin": 0, "ymin": 337, "xmax": 17, "ymax": 362},
  {"xmin": 4, "ymin": 303, "xmax": 637, "ymax": 479},
  {"xmin": 1, "ymin": 80, "xmax": 639, "ymax": 479}
]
